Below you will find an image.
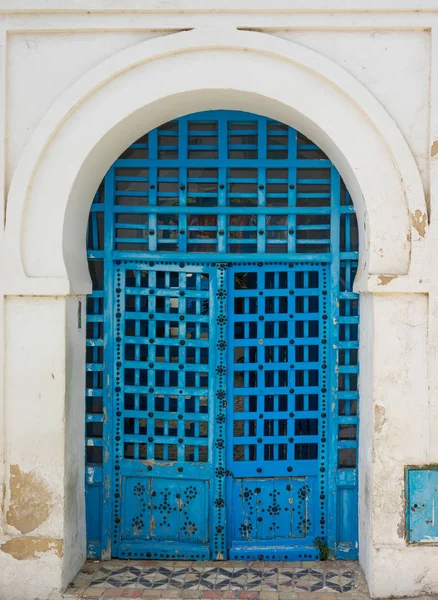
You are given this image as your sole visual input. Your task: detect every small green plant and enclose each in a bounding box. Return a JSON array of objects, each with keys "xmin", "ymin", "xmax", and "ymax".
[{"xmin": 313, "ymin": 537, "xmax": 331, "ymax": 561}]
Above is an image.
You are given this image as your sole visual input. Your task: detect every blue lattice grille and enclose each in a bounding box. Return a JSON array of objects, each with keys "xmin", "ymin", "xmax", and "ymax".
[
  {"xmin": 85, "ymin": 110, "xmax": 359, "ymax": 561},
  {"xmin": 228, "ymin": 265, "xmax": 326, "ymax": 477},
  {"xmin": 120, "ymin": 266, "xmax": 211, "ymax": 464},
  {"xmin": 105, "ymin": 113, "xmax": 332, "ymax": 258},
  {"xmin": 338, "ymin": 184, "xmax": 359, "ymax": 470}
]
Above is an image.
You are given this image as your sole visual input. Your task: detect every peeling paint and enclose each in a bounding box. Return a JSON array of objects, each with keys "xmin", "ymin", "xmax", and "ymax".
[
  {"xmin": 104, "ymin": 475, "xmax": 110, "ymax": 501},
  {"xmin": 2, "ymin": 482, "xmax": 6, "ymax": 517},
  {"xmin": 149, "ymin": 515, "xmax": 156, "ymax": 536},
  {"xmin": 378, "ymin": 274, "xmax": 397, "ymax": 286},
  {"xmin": 102, "ymin": 539, "xmax": 111, "ymax": 561},
  {"xmin": 374, "ymin": 404, "xmax": 386, "ymax": 435},
  {"xmin": 398, "ymin": 485, "xmax": 406, "ymax": 540},
  {"xmin": 411, "ymin": 209, "xmax": 427, "ymax": 237},
  {"xmin": 6, "ymin": 465, "xmax": 54, "ymax": 534},
  {"xmin": 0, "ymin": 536, "xmax": 63, "ymax": 560},
  {"xmin": 142, "ymin": 459, "xmax": 175, "ymax": 468},
  {"xmin": 397, "ymin": 519, "xmax": 405, "ymax": 540},
  {"xmin": 431, "ymin": 140, "xmax": 438, "ymax": 157},
  {"xmin": 87, "ymin": 467, "xmax": 95, "ymax": 485}
]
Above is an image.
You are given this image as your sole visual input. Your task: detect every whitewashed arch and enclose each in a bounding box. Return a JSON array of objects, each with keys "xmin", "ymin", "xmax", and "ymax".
[{"xmin": 4, "ymin": 28, "xmax": 426, "ymax": 294}]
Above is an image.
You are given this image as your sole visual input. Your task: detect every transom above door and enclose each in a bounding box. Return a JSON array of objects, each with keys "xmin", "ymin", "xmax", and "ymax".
[{"xmin": 85, "ymin": 110, "xmax": 360, "ymax": 561}]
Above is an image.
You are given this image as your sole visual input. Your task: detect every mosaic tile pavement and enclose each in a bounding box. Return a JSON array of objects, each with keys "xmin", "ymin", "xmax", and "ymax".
[{"xmin": 64, "ymin": 560, "xmax": 371, "ymax": 599}]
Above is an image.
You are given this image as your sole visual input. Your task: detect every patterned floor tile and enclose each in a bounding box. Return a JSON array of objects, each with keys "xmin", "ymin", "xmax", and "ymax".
[
  {"xmin": 137, "ymin": 578, "xmax": 155, "ymax": 589},
  {"xmin": 246, "ymin": 574, "xmax": 262, "ymax": 590},
  {"xmin": 229, "ymin": 577, "xmax": 247, "ymax": 591},
  {"xmin": 260, "ymin": 579, "xmax": 278, "ymax": 591},
  {"xmin": 183, "ymin": 577, "xmax": 200, "ymax": 590},
  {"xmin": 199, "ymin": 572, "xmax": 218, "ymax": 590},
  {"xmin": 262, "ymin": 569, "xmax": 278, "ymax": 577},
  {"xmin": 66, "ymin": 559, "xmax": 367, "ymax": 598}
]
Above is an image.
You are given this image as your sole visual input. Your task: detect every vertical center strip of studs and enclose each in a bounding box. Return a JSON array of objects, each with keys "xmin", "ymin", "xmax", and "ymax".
[
  {"xmin": 319, "ymin": 264, "xmax": 328, "ymax": 540},
  {"xmin": 213, "ymin": 263, "xmax": 227, "ymax": 559},
  {"xmin": 113, "ymin": 263, "xmax": 123, "ymax": 549}
]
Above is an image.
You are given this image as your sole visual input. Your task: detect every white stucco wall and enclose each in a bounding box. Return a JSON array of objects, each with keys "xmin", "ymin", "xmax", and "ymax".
[
  {"xmin": 0, "ymin": 3, "xmax": 437, "ymax": 599},
  {"xmin": 271, "ymin": 30, "xmax": 431, "ymax": 202},
  {"xmin": 6, "ymin": 30, "xmax": 173, "ymax": 192}
]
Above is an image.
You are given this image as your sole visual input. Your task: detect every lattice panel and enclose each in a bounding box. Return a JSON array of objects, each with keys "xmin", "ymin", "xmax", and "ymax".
[
  {"xmin": 338, "ymin": 184, "xmax": 359, "ymax": 470},
  {"xmin": 228, "ymin": 265, "xmax": 327, "ymax": 480},
  {"xmin": 84, "ymin": 185, "xmax": 105, "ymax": 557},
  {"xmin": 86, "ymin": 185, "xmax": 105, "ymax": 460},
  {"xmin": 119, "ymin": 265, "xmax": 211, "ymax": 464},
  {"xmin": 109, "ymin": 112, "xmax": 332, "ymax": 257}
]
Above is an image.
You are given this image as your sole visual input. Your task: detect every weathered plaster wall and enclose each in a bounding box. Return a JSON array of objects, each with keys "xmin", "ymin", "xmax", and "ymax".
[
  {"xmin": 358, "ymin": 292, "xmax": 374, "ymax": 589},
  {"xmin": 63, "ymin": 295, "xmax": 87, "ymax": 589},
  {"xmin": 1, "ymin": 296, "xmax": 67, "ymax": 598},
  {"xmin": 370, "ymin": 294, "xmax": 431, "ymax": 597},
  {"xmin": 0, "ymin": 4, "xmax": 437, "ymax": 599}
]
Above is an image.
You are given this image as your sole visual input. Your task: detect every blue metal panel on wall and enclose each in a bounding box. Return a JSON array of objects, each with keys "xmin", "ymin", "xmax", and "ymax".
[
  {"xmin": 406, "ymin": 466, "xmax": 438, "ymax": 544},
  {"xmin": 85, "ymin": 110, "xmax": 360, "ymax": 560}
]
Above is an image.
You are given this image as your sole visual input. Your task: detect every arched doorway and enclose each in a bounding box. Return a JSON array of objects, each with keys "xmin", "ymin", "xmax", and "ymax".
[{"xmin": 85, "ymin": 110, "xmax": 359, "ymax": 562}]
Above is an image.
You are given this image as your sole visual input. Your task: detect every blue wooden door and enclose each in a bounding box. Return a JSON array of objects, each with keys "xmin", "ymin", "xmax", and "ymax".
[
  {"xmin": 113, "ymin": 263, "xmax": 215, "ymax": 559},
  {"xmin": 85, "ymin": 111, "xmax": 359, "ymax": 561},
  {"xmin": 226, "ymin": 264, "xmax": 327, "ymax": 560}
]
